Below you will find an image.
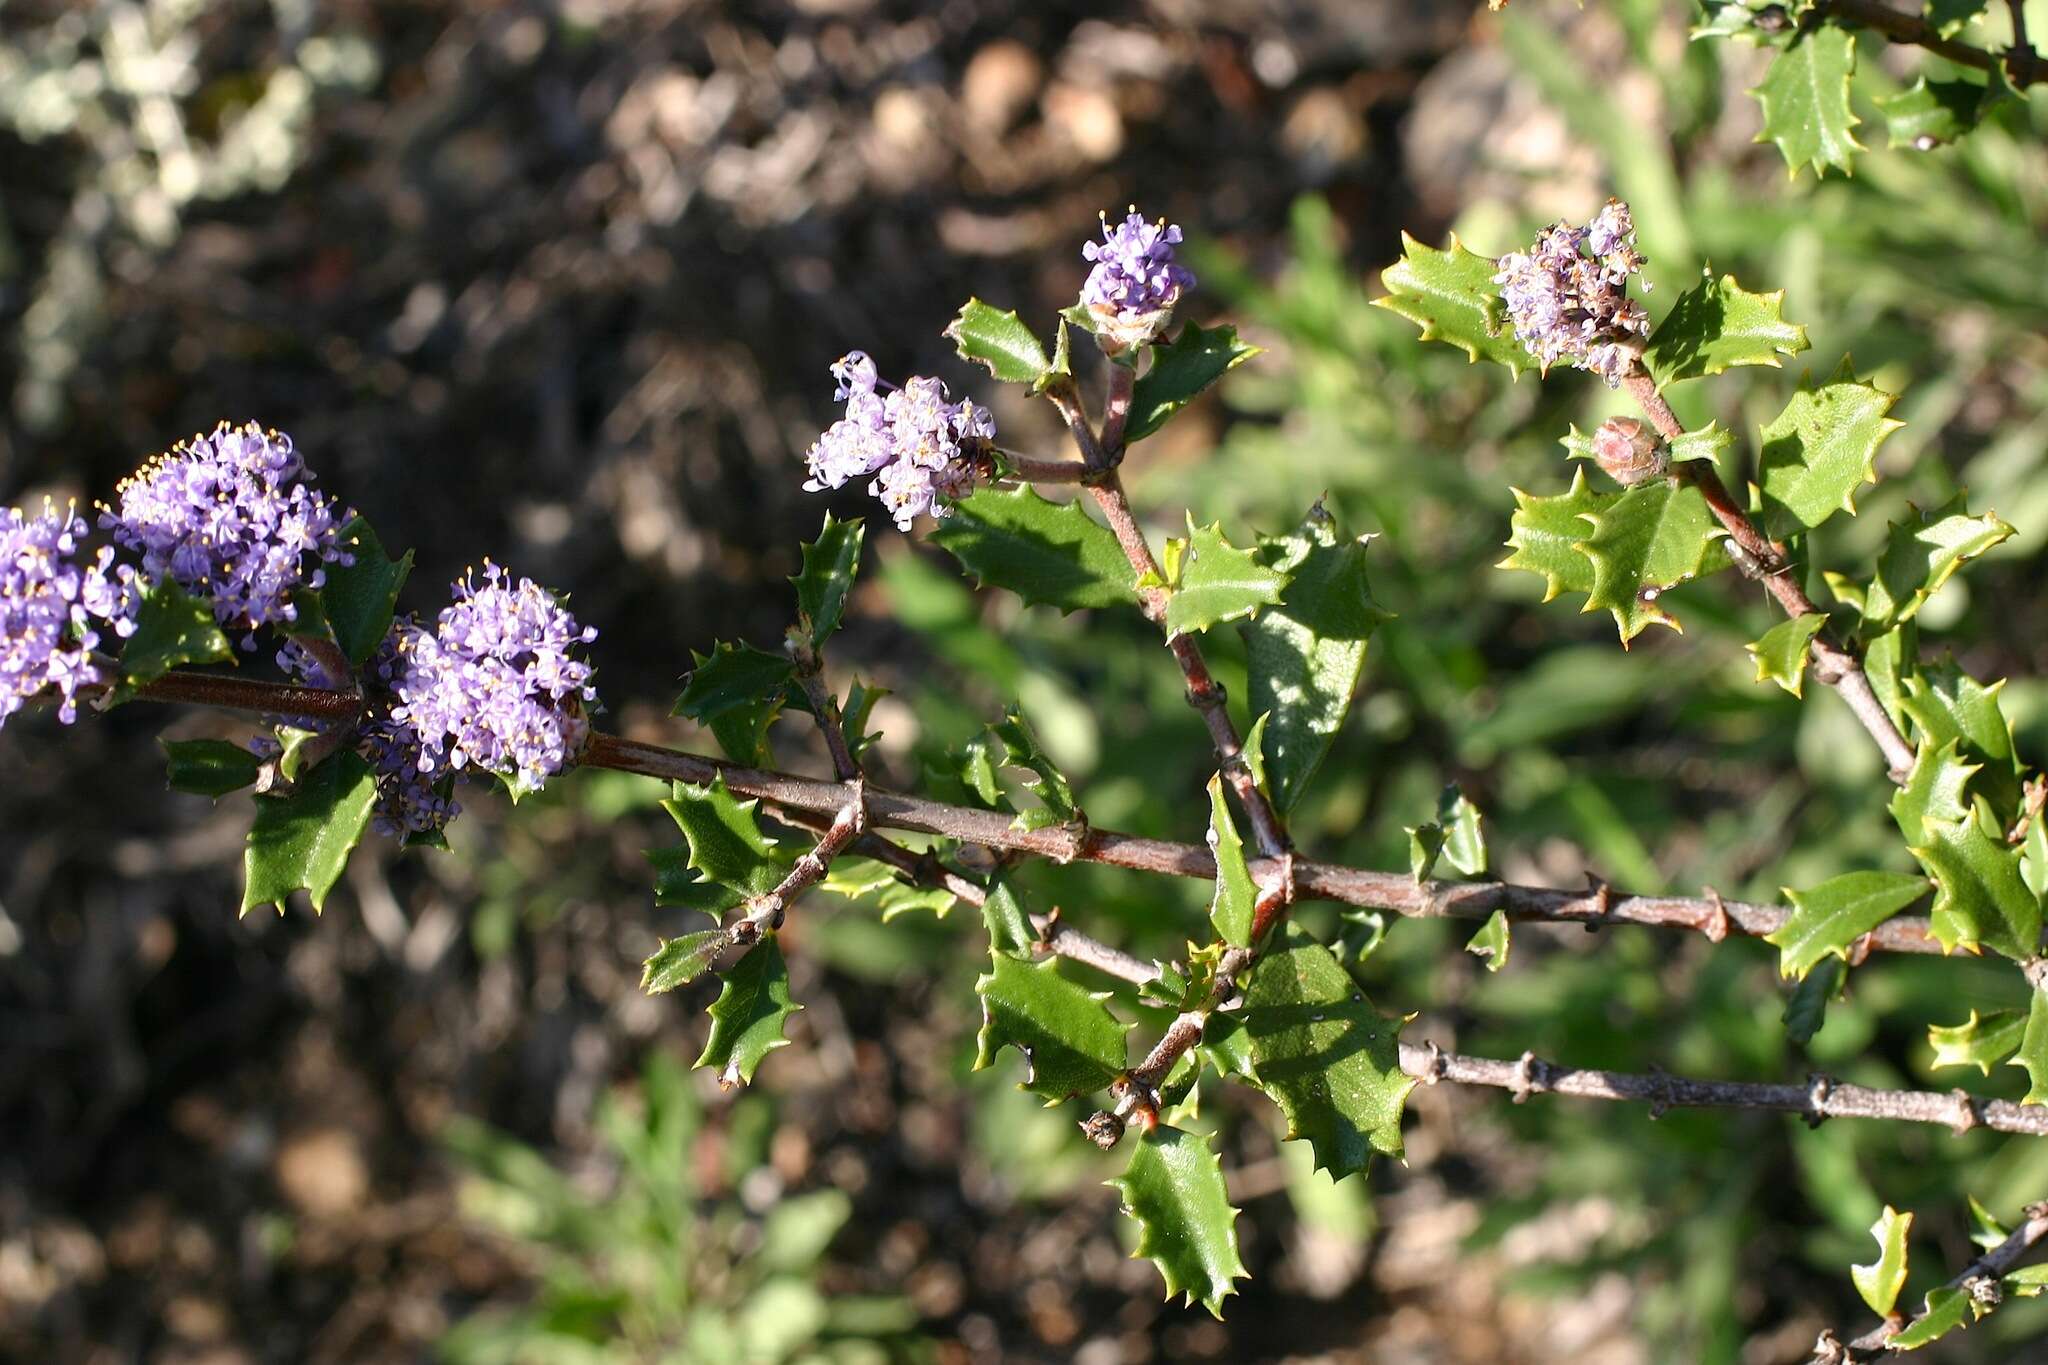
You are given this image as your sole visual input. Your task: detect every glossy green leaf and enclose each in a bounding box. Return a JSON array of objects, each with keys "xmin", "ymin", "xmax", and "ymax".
[
  {"xmin": 1764, "ymin": 870, "xmax": 1929, "ymax": 979},
  {"xmin": 1206, "ymin": 774, "xmax": 1257, "ymax": 948},
  {"xmin": 1642, "ymin": 275, "xmax": 1809, "ymax": 386},
  {"xmin": 656, "ymin": 774, "xmax": 794, "ymax": 917},
  {"xmin": 1748, "ymin": 612, "xmax": 1828, "ymax": 696},
  {"xmin": 2010, "ymin": 989, "xmax": 2048, "ymax": 1105},
  {"xmin": 120, "ymin": 582, "xmax": 233, "ymax": 692},
  {"xmin": 1851, "ymin": 1206, "xmax": 1913, "ymax": 1318},
  {"xmin": 1577, "ymin": 479, "xmax": 1728, "ymax": 642},
  {"xmin": 1892, "ymin": 740, "xmax": 1976, "ymax": 842},
  {"xmin": 696, "ymin": 935, "xmax": 801, "ymax": 1087},
  {"xmin": 1436, "ymin": 785, "xmax": 1486, "ymax": 876},
  {"xmin": 641, "ymin": 930, "xmax": 726, "ymax": 994},
  {"xmin": 161, "ymin": 737, "xmax": 264, "ymax": 799},
  {"xmin": 1875, "ymin": 76, "xmax": 1989, "ymax": 148},
  {"xmin": 981, "ymin": 874, "xmax": 1035, "ymax": 959},
  {"xmin": 673, "ymin": 642, "xmax": 797, "ymax": 766},
  {"xmin": 1466, "ymin": 909, "xmax": 1511, "ymax": 972},
  {"xmin": 1163, "ymin": 518, "xmax": 1288, "ymax": 637},
  {"xmin": 322, "ymin": 516, "xmax": 413, "ymax": 665},
  {"xmin": 974, "ymin": 953, "xmax": 1130, "ymax": 1102},
  {"xmin": 931, "ymin": 486, "xmax": 1139, "ymax": 614},
  {"xmin": 1406, "ymin": 822, "xmax": 1446, "ymax": 883},
  {"xmin": 1374, "ymin": 232, "xmax": 1536, "ymax": 375},
  {"xmin": 945, "ymin": 298, "xmax": 1051, "ymax": 384},
  {"xmin": 1109, "ymin": 1125, "xmax": 1248, "ymax": 1318},
  {"xmin": 974, "ymin": 707, "xmax": 1082, "ymax": 832},
  {"xmin": 1755, "ymin": 367, "xmax": 1903, "ymax": 539},
  {"xmin": 1928, "ymin": 1009, "xmax": 2025, "ymax": 1075},
  {"xmin": 1751, "ymin": 27, "xmax": 1862, "ymax": 176},
  {"xmin": 1783, "ymin": 957, "xmax": 1843, "ymax": 1044},
  {"xmin": 816, "ymin": 856, "xmax": 956, "ymax": 922},
  {"xmin": 1969, "ymin": 1195, "xmax": 2012, "ymax": 1250},
  {"xmin": 1887, "ymin": 1287, "xmax": 1971, "ymax": 1350},
  {"xmin": 1499, "ymin": 469, "xmax": 1610, "ymax": 602},
  {"xmin": 1900, "ymin": 665, "xmax": 2020, "ymax": 812},
  {"xmin": 2005, "ymin": 1264, "xmax": 2048, "ymax": 1296},
  {"xmin": 1912, "ymin": 799, "xmax": 2040, "ymax": 959},
  {"xmin": 241, "ymin": 750, "xmax": 378, "ymax": 915},
  {"xmin": 792, "ymin": 513, "xmax": 864, "ymax": 647},
  {"xmin": 1240, "ymin": 924, "xmax": 1414, "ymax": 1176},
  {"xmin": 1124, "ymin": 323, "xmax": 1262, "ymax": 443},
  {"xmin": 1837, "ymin": 496, "xmax": 2013, "ymax": 631}
]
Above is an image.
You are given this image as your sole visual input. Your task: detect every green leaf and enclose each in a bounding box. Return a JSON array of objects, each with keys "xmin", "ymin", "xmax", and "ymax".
[
  {"xmin": 1240, "ymin": 507, "xmax": 1386, "ymax": 812},
  {"xmin": 1764, "ymin": 870, "xmax": 1929, "ymax": 979},
  {"xmin": 981, "ymin": 874, "xmax": 1036, "ymax": 959},
  {"xmin": 1436, "ymin": 784, "xmax": 1486, "ymax": 876},
  {"xmin": 1900, "ymin": 665, "xmax": 2020, "ymax": 811},
  {"xmin": 1164, "ymin": 517, "xmax": 1288, "ymax": 636},
  {"xmin": 986, "ymin": 707, "xmax": 1081, "ymax": 831},
  {"xmin": 1406, "ymin": 822, "xmax": 1446, "ymax": 883},
  {"xmin": 161, "ymin": 737, "xmax": 264, "ymax": 799},
  {"xmin": 1124, "ymin": 323, "xmax": 1262, "ymax": 444},
  {"xmin": 1564, "ymin": 421, "xmax": 1735, "ymax": 466},
  {"xmin": 1926, "ymin": 0, "xmax": 1991, "ymax": 36},
  {"xmin": 1912, "ymin": 799, "xmax": 2040, "ymax": 959},
  {"xmin": 1500, "ymin": 469, "xmax": 1611, "ymax": 602},
  {"xmin": 816, "ymin": 856, "xmax": 956, "ymax": 921},
  {"xmin": 272, "ymin": 725, "xmax": 324, "ymax": 784},
  {"xmin": 641, "ymin": 930, "xmax": 726, "ymax": 993},
  {"xmin": 1643, "ymin": 275, "xmax": 1809, "ymax": 386},
  {"xmin": 1839, "ymin": 496, "xmax": 2014, "ymax": 632},
  {"xmin": 930, "ymin": 486, "xmax": 1139, "ymax": 614},
  {"xmin": 696, "ymin": 935, "xmax": 801, "ymax": 1087},
  {"xmin": 1206, "ymin": 774, "xmax": 1257, "ymax": 948},
  {"xmin": 945, "ymin": 298, "xmax": 1051, "ymax": 385},
  {"xmin": 2009, "ymin": 989, "xmax": 2048, "ymax": 1104},
  {"xmin": 1755, "ymin": 367, "xmax": 1903, "ymax": 540},
  {"xmin": 1044, "ymin": 316, "xmax": 1073, "ymax": 392},
  {"xmin": 241, "ymin": 750, "xmax": 378, "ymax": 915},
  {"xmin": 1928, "ymin": 1009, "xmax": 2026, "ymax": 1075},
  {"xmin": 1969, "ymin": 1195, "xmax": 2012, "ymax": 1250},
  {"xmin": 1875, "ymin": 76, "xmax": 1990, "ymax": 148},
  {"xmin": 973, "ymin": 953, "xmax": 1130, "ymax": 1102},
  {"xmin": 1374, "ymin": 233, "xmax": 1536, "ymax": 375},
  {"xmin": 791, "ymin": 514, "xmax": 864, "ymax": 647},
  {"xmin": 1466, "ymin": 909, "xmax": 1511, "ymax": 972},
  {"xmin": 656, "ymin": 775, "xmax": 794, "ymax": 917},
  {"xmin": 1892, "ymin": 740, "xmax": 1976, "ymax": 841},
  {"xmin": 1748, "ymin": 612, "xmax": 1829, "ymax": 696},
  {"xmin": 1577, "ymin": 479, "xmax": 1729, "ymax": 642},
  {"xmin": 1783, "ymin": 956, "xmax": 1843, "ymax": 1044},
  {"xmin": 321, "ymin": 516, "xmax": 413, "ymax": 665},
  {"xmin": 1751, "ymin": 26, "xmax": 1862, "ymax": 176},
  {"xmin": 1852, "ymin": 1206, "xmax": 1914, "ymax": 1318},
  {"xmin": 1240, "ymin": 923, "xmax": 1414, "ymax": 1176},
  {"xmin": 1108, "ymin": 1126, "xmax": 1248, "ymax": 1318},
  {"xmin": 673, "ymin": 642, "xmax": 797, "ymax": 766},
  {"xmin": 120, "ymin": 582, "xmax": 233, "ymax": 691},
  {"xmin": 1888, "ymin": 1288, "xmax": 1971, "ymax": 1350}
]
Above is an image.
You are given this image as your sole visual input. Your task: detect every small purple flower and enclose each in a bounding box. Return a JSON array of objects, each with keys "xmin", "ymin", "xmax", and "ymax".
[
  {"xmin": 1493, "ymin": 198, "xmax": 1650, "ymax": 388},
  {"xmin": 1081, "ymin": 210, "xmax": 1196, "ymax": 349},
  {"xmin": 103, "ymin": 421, "xmax": 350, "ymax": 646},
  {"xmin": 1, "ymin": 502, "xmax": 142, "ymax": 728},
  {"xmin": 803, "ymin": 355, "xmax": 993, "ymax": 531}
]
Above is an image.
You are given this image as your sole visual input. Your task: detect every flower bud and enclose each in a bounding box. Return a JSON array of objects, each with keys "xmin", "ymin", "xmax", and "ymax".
[{"xmin": 1590, "ymin": 417, "xmax": 1668, "ymax": 487}]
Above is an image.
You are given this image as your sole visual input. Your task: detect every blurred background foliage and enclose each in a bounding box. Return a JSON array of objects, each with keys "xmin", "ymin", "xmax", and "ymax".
[{"xmin": 1, "ymin": 1, "xmax": 2045, "ymax": 1362}]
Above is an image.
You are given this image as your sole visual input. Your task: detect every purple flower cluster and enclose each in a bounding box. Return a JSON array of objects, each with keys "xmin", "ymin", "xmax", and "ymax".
[
  {"xmin": 1081, "ymin": 209, "xmax": 1195, "ymax": 348},
  {"xmin": 103, "ymin": 421, "xmax": 349, "ymax": 645},
  {"xmin": 1492, "ymin": 199, "xmax": 1649, "ymax": 387},
  {"xmin": 1, "ymin": 502, "xmax": 142, "ymax": 727},
  {"xmin": 803, "ymin": 352, "xmax": 994, "ymax": 530}
]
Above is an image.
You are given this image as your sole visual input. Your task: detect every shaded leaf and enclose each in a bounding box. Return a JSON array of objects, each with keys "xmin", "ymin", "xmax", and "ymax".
[
  {"xmin": 241, "ymin": 750, "xmax": 378, "ymax": 915},
  {"xmin": 696, "ymin": 935, "xmax": 801, "ymax": 1087},
  {"xmin": 1109, "ymin": 1125, "xmax": 1248, "ymax": 1318},
  {"xmin": 161, "ymin": 737, "xmax": 264, "ymax": 799},
  {"xmin": 1748, "ymin": 612, "xmax": 1828, "ymax": 696},
  {"xmin": 792, "ymin": 514, "xmax": 864, "ymax": 647},
  {"xmin": 1406, "ymin": 822, "xmax": 1447, "ymax": 883},
  {"xmin": 1928, "ymin": 1009, "xmax": 2025, "ymax": 1076},
  {"xmin": 1764, "ymin": 869, "xmax": 1929, "ymax": 979},
  {"xmin": 1436, "ymin": 785, "xmax": 1487, "ymax": 876},
  {"xmin": 1751, "ymin": 27, "xmax": 1862, "ymax": 176},
  {"xmin": 1851, "ymin": 1206, "xmax": 1913, "ymax": 1318},
  {"xmin": 1900, "ymin": 664, "xmax": 2020, "ymax": 813},
  {"xmin": 931, "ymin": 486, "xmax": 1139, "ymax": 613},
  {"xmin": 1164, "ymin": 517, "xmax": 1288, "ymax": 636},
  {"xmin": 1875, "ymin": 76, "xmax": 1990, "ymax": 148},
  {"xmin": 1577, "ymin": 478, "xmax": 1729, "ymax": 642},
  {"xmin": 322, "ymin": 516, "xmax": 413, "ymax": 665},
  {"xmin": 656, "ymin": 774, "xmax": 794, "ymax": 917},
  {"xmin": 1466, "ymin": 909, "xmax": 1511, "ymax": 972},
  {"xmin": 120, "ymin": 582, "xmax": 233, "ymax": 692},
  {"xmin": 2010, "ymin": 989, "xmax": 2048, "ymax": 1105},
  {"xmin": 945, "ymin": 298, "xmax": 1051, "ymax": 384},
  {"xmin": 1783, "ymin": 957, "xmax": 1843, "ymax": 1044},
  {"xmin": 641, "ymin": 930, "xmax": 726, "ymax": 993},
  {"xmin": 1373, "ymin": 233, "xmax": 1536, "ymax": 375},
  {"xmin": 973, "ymin": 707, "xmax": 1082, "ymax": 832},
  {"xmin": 1912, "ymin": 799, "xmax": 2040, "ymax": 959},
  {"xmin": 1643, "ymin": 275, "xmax": 1809, "ymax": 386},
  {"xmin": 673, "ymin": 642, "xmax": 797, "ymax": 767},
  {"xmin": 1835, "ymin": 496, "xmax": 2012, "ymax": 631},
  {"xmin": 1891, "ymin": 740, "xmax": 1976, "ymax": 842},
  {"xmin": 981, "ymin": 874, "xmax": 1035, "ymax": 959},
  {"xmin": 1755, "ymin": 367, "xmax": 1903, "ymax": 540},
  {"xmin": 1125, "ymin": 323, "xmax": 1262, "ymax": 443},
  {"xmin": 1206, "ymin": 774, "xmax": 1257, "ymax": 948},
  {"xmin": 974, "ymin": 954, "xmax": 1130, "ymax": 1102}
]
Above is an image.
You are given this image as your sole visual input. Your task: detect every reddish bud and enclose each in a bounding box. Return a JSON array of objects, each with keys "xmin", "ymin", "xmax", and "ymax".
[{"xmin": 1590, "ymin": 417, "xmax": 1668, "ymax": 487}]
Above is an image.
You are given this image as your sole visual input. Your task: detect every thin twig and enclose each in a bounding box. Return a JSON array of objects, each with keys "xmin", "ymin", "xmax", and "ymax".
[
  {"xmin": 1818, "ymin": 0, "xmax": 2041, "ymax": 83},
  {"xmin": 994, "ymin": 450, "xmax": 1094, "ymax": 484},
  {"xmin": 729, "ymin": 788, "xmax": 866, "ymax": 944},
  {"xmin": 787, "ymin": 635, "xmax": 860, "ymax": 783},
  {"xmin": 1099, "ymin": 360, "xmax": 1136, "ymax": 457},
  {"xmin": 1829, "ymin": 1203, "xmax": 2048, "ymax": 1358}
]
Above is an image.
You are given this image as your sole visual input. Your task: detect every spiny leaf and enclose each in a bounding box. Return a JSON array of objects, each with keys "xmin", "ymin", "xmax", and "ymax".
[
  {"xmin": 816, "ymin": 856, "xmax": 956, "ymax": 921},
  {"xmin": 673, "ymin": 642, "xmax": 797, "ymax": 767},
  {"xmin": 1576, "ymin": 478, "xmax": 1729, "ymax": 642},
  {"xmin": 1406, "ymin": 822, "xmax": 1447, "ymax": 883},
  {"xmin": 792, "ymin": 513, "xmax": 865, "ymax": 647},
  {"xmin": 1642, "ymin": 275, "xmax": 1809, "ymax": 386},
  {"xmin": 930, "ymin": 485, "xmax": 1139, "ymax": 614},
  {"xmin": 1435, "ymin": 784, "xmax": 1486, "ymax": 876},
  {"xmin": 119, "ymin": 582, "xmax": 233, "ymax": 693},
  {"xmin": 1499, "ymin": 469, "xmax": 1611, "ymax": 602},
  {"xmin": 1563, "ymin": 421, "xmax": 1735, "ymax": 466},
  {"xmin": 1751, "ymin": 26, "xmax": 1862, "ymax": 176},
  {"xmin": 1755, "ymin": 365, "xmax": 1902, "ymax": 540},
  {"xmin": 641, "ymin": 930, "xmax": 726, "ymax": 993},
  {"xmin": 1240, "ymin": 505, "xmax": 1386, "ymax": 813},
  {"xmin": 1875, "ymin": 76, "xmax": 1991, "ymax": 149},
  {"xmin": 1240, "ymin": 923, "xmax": 1413, "ymax": 1177},
  {"xmin": 1851, "ymin": 1206, "xmax": 1913, "ymax": 1318},
  {"xmin": 945, "ymin": 298, "xmax": 1051, "ymax": 385},
  {"xmin": 1163, "ymin": 517, "xmax": 1288, "ymax": 637},
  {"xmin": 1900, "ymin": 664, "xmax": 2020, "ymax": 812},
  {"xmin": 1109, "ymin": 1125, "xmax": 1248, "ymax": 1318},
  {"xmin": 1887, "ymin": 1287, "xmax": 1972, "ymax": 1350},
  {"xmin": 655, "ymin": 774, "xmax": 794, "ymax": 917},
  {"xmin": 1928, "ymin": 1009, "xmax": 2026, "ymax": 1076},
  {"xmin": 161, "ymin": 737, "xmax": 264, "ymax": 800},
  {"xmin": 1747, "ymin": 612, "xmax": 1828, "ymax": 696},
  {"xmin": 1466, "ymin": 909, "xmax": 1511, "ymax": 972},
  {"xmin": 972, "ymin": 707, "xmax": 1082, "ymax": 832},
  {"xmin": 1206, "ymin": 774, "xmax": 1257, "ymax": 948},
  {"xmin": 1125, "ymin": 323, "xmax": 1262, "ymax": 444},
  {"xmin": 696, "ymin": 935, "xmax": 801, "ymax": 1087},
  {"xmin": 2010, "ymin": 989, "xmax": 2048, "ymax": 1105},
  {"xmin": 321, "ymin": 516, "xmax": 413, "ymax": 665},
  {"xmin": 1764, "ymin": 869, "xmax": 1929, "ymax": 979},
  {"xmin": 980, "ymin": 874, "xmax": 1035, "ymax": 959},
  {"xmin": 1912, "ymin": 799, "xmax": 2040, "ymax": 959},
  {"xmin": 974, "ymin": 954, "xmax": 1130, "ymax": 1103},
  {"xmin": 241, "ymin": 750, "xmax": 378, "ymax": 915},
  {"xmin": 1832, "ymin": 496, "xmax": 2013, "ymax": 633},
  {"xmin": 1373, "ymin": 232, "xmax": 1536, "ymax": 375},
  {"xmin": 1892, "ymin": 740, "xmax": 1977, "ymax": 843}
]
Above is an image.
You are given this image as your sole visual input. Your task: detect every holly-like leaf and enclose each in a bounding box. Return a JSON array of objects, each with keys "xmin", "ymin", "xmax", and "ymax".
[
  {"xmin": 1783, "ymin": 956, "xmax": 1843, "ymax": 1044},
  {"xmin": 792, "ymin": 513, "xmax": 864, "ymax": 648},
  {"xmin": 161, "ymin": 737, "xmax": 264, "ymax": 799},
  {"xmin": 1466, "ymin": 909, "xmax": 1511, "ymax": 972},
  {"xmin": 1499, "ymin": 469, "xmax": 1611, "ymax": 602},
  {"xmin": 1876, "ymin": 76, "xmax": 1990, "ymax": 148},
  {"xmin": 1851, "ymin": 1206, "xmax": 1914, "ymax": 1318},
  {"xmin": 1407, "ymin": 822, "xmax": 1447, "ymax": 883},
  {"xmin": 1109, "ymin": 1125, "xmax": 1248, "ymax": 1318},
  {"xmin": 1124, "ymin": 323, "xmax": 1262, "ymax": 444},
  {"xmin": 1563, "ymin": 421, "xmax": 1735, "ymax": 467},
  {"xmin": 816, "ymin": 856, "xmax": 956, "ymax": 922},
  {"xmin": 321, "ymin": 516, "xmax": 413, "ymax": 665},
  {"xmin": 1748, "ymin": 612, "xmax": 1829, "ymax": 696},
  {"xmin": 1764, "ymin": 869, "xmax": 1929, "ymax": 979},
  {"xmin": 1750, "ymin": 26, "xmax": 1862, "ymax": 176},
  {"xmin": 1912, "ymin": 799, "xmax": 2040, "ymax": 959},
  {"xmin": 1892, "ymin": 740, "xmax": 1976, "ymax": 842},
  {"xmin": 1900, "ymin": 664, "xmax": 2021, "ymax": 812},
  {"xmin": 641, "ymin": 930, "xmax": 727, "ymax": 993},
  {"xmin": 1838, "ymin": 496, "xmax": 2014, "ymax": 632},
  {"xmin": 1240, "ymin": 506, "xmax": 1386, "ymax": 813},
  {"xmin": 655, "ymin": 774, "xmax": 794, "ymax": 917},
  {"xmin": 945, "ymin": 298, "xmax": 1051, "ymax": 385},
  {"xmin": 931, "ymin": 486, "xmax": 1139, "ymax": 614},
  {"xmin": 1642, "ymin": 275, "xmax": 1809, "ymax": 386},
  {"xmin": 1239, "ymin": 924, "xmax": 1414, "ymax": 1176},
  {"xmin": 119, "ymin": 582, "xmax": 234, "ymax": 692},
  {"xmin": 2009, "ymin": 990, "xmax": 2048, "ymax": 1105},
  {"xmin": 673, "ymin": 642, "xmax": 797, "ymax": 766},
  {"xmin": 974, "ymin": 953, "xmax": 1130, "ymax": 1102},
  {"xmin": 241, "ymin": 750, "xmax": 378, "ymax": 915},
  {"xmin": 1928, "ymin": 1009, "xmax": 2026, "ymax": 1075},
  {"xmin": 1206, "ymin": 774, "xmax": 1257, "ymax": 948},
  {"xmin": 1374, "ymin": 233, "xmax": 1536, "ymax": 375},
  {"xmin": 1887, "ymin": 1288, "xmax": 1972, "ymax": 1350},
  {"xmin": 696, "ymin": 935, "xmax": 801, "ymax": 1087},
  {"xmin": 1755, "ymin": 366, "xmax": 1902, "ymax": 540},
  {"xmin": 1164, "ymin": 518, "xmax": 1288, "ymax": 637},
  {"xmin": 1436, "ymin": 784, "xmax": 1486, "ymax": 876},
  {"xmin": 970, "ymin": 707, "xmax": 1082, "ymax": 832},
  {"xmin": 1576, "ymin": 479, "xmax": 1728, "ymax": 642},
  {"xmin": 981, "ymin": 874, "xmax": 1036, "ymax": 959}
]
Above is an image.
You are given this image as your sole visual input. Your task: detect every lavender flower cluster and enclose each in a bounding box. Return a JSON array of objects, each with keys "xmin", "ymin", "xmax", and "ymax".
[
  {"xmin": 1, "ymin": 503, "xmax": 142, "ymax": 727},
  {"xmin": 1492, "ymin": 199, "xmax": 1649, "ymax": 387},
  {"xmin": 803, "ymin": 352, "xmax": 994, "ymax": 530},
  {"xmin": 1081, "ymin": 209, "xmax": 1195, "ymax": 348},
  {"xmin": 103, "ymin": 421, "xmax": 349, "ymax": 645}
]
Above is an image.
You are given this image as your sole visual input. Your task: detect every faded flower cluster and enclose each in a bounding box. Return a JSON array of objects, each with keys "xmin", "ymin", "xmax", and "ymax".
[
  {"xmin": 103, "ymin": 421, "xmax": 350, "ymax": 645},
  {"xmin": 803, "ymin": 351, "xmax": 994, "ymax": 531},
  {"xmin": 1, "ymin": 503, "xmax": 142, "ymax": 728},
  {"xmin": 1081, "ymin": 209, "xmax": 1195, "ymax": 349},
  {"xmin": 1492, "ymin": 199, "xmax": 1649, "ymax": 387}
]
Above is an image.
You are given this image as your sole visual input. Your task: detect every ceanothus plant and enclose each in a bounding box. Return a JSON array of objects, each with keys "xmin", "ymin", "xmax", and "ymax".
[{"xmin": 6, "ymin": 194, "xmax": 2048, "ymax": 1357}]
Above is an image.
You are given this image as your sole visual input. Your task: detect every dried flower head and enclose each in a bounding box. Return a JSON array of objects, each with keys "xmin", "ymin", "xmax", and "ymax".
[
  {"xmin": 1493, "ymin": 199, "xmax": 1650, "ymax": 387},
  {"xmin": 1, "ymin": 502, "xmax": 142, "ymax": 727},
  {"xmin": 1081, "ymin": 208, "xmax": 1196, "ymax": 351},
  {"xmin": 803, "ymin": 352, "xmax": 993, "ymax": 531}
]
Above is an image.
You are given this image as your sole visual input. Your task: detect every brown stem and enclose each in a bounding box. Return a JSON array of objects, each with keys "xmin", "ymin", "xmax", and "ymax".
[
  {"xmin": 1041, "ymin": 378, "xmax": 1107, "ymax": 469},
  {"xmin": 994, "ymin": 451, "xmax": 1093, "ymax": 484},
  {"xmin": 1099, "ymin": 360, "xmax": 1136, "ymax": 458},
  {"xmin": 787, "ymin": 638, "xmax": 859, "ymax": 784},
  {"xmin": 134, "ymin": 670, "xmax": 362, "ymax": 724},
  {"xmin": 1818, "ymin": 0, "xmax": 2040, "ymax": 82},
  {"xmin": 730, "ymin": 788, "xmax": 865, "ymax": 943},
  {"xmin": 1830, "ymin": 1203, "xmax": 2048, "ymax": 1358}
]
